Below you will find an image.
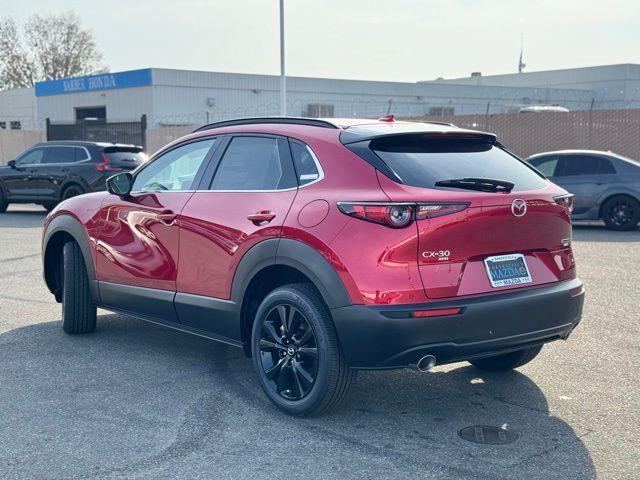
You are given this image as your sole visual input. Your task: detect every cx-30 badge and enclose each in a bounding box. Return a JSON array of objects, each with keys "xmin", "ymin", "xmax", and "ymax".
[{"xmin": 511, "ymin": 198, "xmax": 527, "ymax": 217}]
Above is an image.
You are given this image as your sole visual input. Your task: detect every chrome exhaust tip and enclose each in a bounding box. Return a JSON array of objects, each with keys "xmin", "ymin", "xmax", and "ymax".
[{"xmin": 413, "ymin": 355, "xmax": 437, "ymax": 372}]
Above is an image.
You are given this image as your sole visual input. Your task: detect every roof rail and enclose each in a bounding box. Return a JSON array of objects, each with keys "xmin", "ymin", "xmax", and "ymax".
[
  {"xmin": 193, "ymin": 117, "xmax": 340, "ymax": 133},
  {"xmin": 422, "ymin": 120, "xmax": 457, "ymax": 127}
]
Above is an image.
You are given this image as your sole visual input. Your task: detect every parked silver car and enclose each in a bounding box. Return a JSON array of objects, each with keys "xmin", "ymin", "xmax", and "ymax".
[{"xmin": 526, "ymin": 150, "xmax": 640, "ymax": 230}]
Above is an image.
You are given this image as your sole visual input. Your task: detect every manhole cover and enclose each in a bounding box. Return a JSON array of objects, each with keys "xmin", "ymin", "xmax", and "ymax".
[{"xmin": 458, "ymin": 425, "xmax": 519, "ymax": 445}]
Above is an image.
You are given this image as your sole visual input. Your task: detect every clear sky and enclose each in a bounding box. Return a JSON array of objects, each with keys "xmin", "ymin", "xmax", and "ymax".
[{"xmin": 1, "ymin": 0, "xmax": 638, "ymax": 82}]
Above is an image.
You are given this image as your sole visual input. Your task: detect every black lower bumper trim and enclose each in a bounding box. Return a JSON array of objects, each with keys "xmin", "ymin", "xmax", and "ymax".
[{"xmin": 330, "ymin": 278, "xmax": 585, "ymax": 369}]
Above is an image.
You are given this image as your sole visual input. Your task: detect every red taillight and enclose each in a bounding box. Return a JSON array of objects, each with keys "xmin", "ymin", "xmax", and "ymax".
[
  {"xmin": 416, "ymin": 203, "xmax": 469, "ymax": 219},
  {"xmin": 96, "ymin": 153, "xmax": 121, "ymax": 172},
  {"xmin": 337, "ymin": 202, "xmax": 469, "ymax": 228},
  {"xmin": 337, "ymin": 203, "xmax": 413, "ymax": 228},
  {"xmin": 554, "ymin": 194, "xmax": 575, "ymax": 213},
  {"xmin": 412, "ymin": 307, "xmax": 461, "ymax": 318}
]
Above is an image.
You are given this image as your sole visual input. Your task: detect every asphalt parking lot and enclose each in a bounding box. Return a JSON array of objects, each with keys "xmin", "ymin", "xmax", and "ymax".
[{"xmin": 0, "ymin": 204, "xmax": 638, "ymax": 480}]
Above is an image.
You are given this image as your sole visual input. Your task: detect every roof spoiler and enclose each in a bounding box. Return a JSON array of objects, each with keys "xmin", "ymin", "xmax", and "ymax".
[{"xmin": 340, "ymin": 129, "xmax": 497, "ymax": 145}]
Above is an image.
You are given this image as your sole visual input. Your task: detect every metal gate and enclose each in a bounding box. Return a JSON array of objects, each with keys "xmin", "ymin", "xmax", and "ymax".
[{"xmin": 46, "ymin": 115, "xmax": 147, "ymax": 150}]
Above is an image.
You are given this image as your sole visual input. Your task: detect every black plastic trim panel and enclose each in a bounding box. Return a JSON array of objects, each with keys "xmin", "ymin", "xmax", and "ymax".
[{"xmin": 194, "ymin": 117, "xmax": 340, "ymax": 132}]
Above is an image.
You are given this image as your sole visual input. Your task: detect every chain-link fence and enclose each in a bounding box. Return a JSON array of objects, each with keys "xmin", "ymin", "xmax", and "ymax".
[{"xmin": 407, "ymin": 109, "xmax": 640, "ymax": 159}]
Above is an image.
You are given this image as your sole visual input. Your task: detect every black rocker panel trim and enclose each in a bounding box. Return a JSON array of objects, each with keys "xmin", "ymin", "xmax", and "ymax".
[
  {"xmin": 43, "ymin": 215, "xmax": 100, "ymax": 303},
  {"xmin": 99, "ymin": 281, "xmax": 178, "ymax": 323},
  {"xmin": 103, "ymin": 304, "xmax": 243, "ymax": 348},
  {"xmin": 174, "ymin": 292, "xmax": 240, "ymax": 340}
]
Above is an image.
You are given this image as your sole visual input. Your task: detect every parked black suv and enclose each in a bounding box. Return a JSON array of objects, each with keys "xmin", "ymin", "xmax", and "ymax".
[{"xmin": 0, "ymin": 141, "xmax": 146, "ymax": 212}]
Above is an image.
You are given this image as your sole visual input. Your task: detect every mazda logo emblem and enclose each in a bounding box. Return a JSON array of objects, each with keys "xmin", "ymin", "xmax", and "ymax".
[{"xmin": 511, "ymin": 198, "xmax": 527, "ymax": 217}]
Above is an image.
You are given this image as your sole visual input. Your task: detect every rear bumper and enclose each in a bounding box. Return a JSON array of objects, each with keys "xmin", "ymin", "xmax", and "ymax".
[{"xmin": 330, "ymin": 278, "xmax": 585, "ymax": 369}]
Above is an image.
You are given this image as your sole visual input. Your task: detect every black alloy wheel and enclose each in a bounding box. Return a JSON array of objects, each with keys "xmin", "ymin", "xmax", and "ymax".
[
  {"xmin": 258, "ymin": 303, "xmax": 318, "ymax": 400},
  {"xmin": 602, "ymin": 195, "xmax": 640, "ymax": 231},
  {"xmin": 62, "ymin": 185, "xmax": 84, "ymax": 201},
  {"xmin": 251, "ymin": 283, "xmax": 355, "ymax": 416}
]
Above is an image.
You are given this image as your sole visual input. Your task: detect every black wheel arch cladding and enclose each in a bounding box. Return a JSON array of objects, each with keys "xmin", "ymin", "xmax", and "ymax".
[{"xmin": 43, "ymin": 215, "xmax": 100, "ymax": 304}]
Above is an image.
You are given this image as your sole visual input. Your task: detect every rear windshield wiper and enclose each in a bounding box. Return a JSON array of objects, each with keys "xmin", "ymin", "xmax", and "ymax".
[{"xmin": 434, "ymin": 177, "xmax": 514, "ymax": 193}]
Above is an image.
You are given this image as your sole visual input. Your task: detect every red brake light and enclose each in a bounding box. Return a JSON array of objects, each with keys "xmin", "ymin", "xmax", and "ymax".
[
  {"xmin": 337, "ymin": 203, "xmax": 413, "ymax": 228},
  {"xmin": 337, "ymin": 202, "xmax": 469, "ymax": 228},
  {"xmin": 96, "ymin": 153, "xmax": 121, "ymax": 172},
  {"xmin": 554, "ymin": 194, "xmax": 575, "ymax": 213},
  {"xmin": 96, "ymin": 153, "xmax": 110, "ymax": 172}
]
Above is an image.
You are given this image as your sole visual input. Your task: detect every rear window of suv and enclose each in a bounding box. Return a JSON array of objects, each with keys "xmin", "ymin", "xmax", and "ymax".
[
  {"xmin": 370, "ymin": 135, "xmax": 547, "ymax": 191},
  {"xmin": 103, "ymin": 146, "xmax": 147, "ymax": 166}
]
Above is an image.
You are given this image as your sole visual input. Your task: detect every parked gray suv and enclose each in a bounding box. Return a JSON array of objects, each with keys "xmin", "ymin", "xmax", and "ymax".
[{"xmin": 526, "ymin": 150, "xmax": 640, "ymax": 230}]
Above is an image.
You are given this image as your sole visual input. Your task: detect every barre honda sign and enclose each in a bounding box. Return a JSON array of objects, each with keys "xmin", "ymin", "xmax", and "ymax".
[{"xmin": 35, "ymin": 69, "xmax": 152, "ymax": 97}]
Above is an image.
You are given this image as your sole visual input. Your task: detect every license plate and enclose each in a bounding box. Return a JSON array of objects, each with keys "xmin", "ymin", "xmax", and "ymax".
[{"xmin": 484, "ymin": 253, "xmax": 532, "ymax": 288}]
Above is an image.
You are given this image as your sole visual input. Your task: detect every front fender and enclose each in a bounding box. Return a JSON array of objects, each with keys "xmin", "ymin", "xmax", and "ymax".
[{"xmin": 42, "ymin": 214, "xmax": 100, "ymax": 303}]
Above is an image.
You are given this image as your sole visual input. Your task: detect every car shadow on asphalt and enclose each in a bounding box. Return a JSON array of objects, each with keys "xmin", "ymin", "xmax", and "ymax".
[{"xmin": 0, "ymin": 313, "xmax": 596, "ymax": 479}]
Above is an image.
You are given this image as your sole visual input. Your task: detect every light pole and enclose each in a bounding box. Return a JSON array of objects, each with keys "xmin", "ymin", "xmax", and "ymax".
[{"xmin": 279, "ymin": 0, "xmax": 286, "ymax": 116}]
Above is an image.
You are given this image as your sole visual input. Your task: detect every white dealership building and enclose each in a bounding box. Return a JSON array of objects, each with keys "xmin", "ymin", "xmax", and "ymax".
[{"xmin": 0, "ymin": 63, "xmax": 639, "ymax": 130}]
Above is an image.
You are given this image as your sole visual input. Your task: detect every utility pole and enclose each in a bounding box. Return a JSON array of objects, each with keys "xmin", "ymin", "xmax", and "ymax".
[{"xmin": 279, "ymin": 0, "xmax": 287, "ymax": 116}]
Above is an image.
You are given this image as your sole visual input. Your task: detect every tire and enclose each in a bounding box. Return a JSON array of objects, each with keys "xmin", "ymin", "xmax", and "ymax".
[
  {"xmin": 42, "ymin": 202, "xmax": 58, "ymax": 212},
  {"xmin": 61, "ymin": 241, "xmax": 97, "ymax": 334},
  {"xmin": 0, "ymin": 186, "xmax": 7, "ymax": 213},
  {"xmin": 61, "ymin": 184, "xmax": 85, "ymax": 202},
  {"xmin": 469, "ymin": 345, "xmax": 543, "ymax": 372},
  {"xmin": 251, "ymin": 283, "xmax": 355, "ymax": 416},
  {"xmin": 601, "ymin": 195, "xmax": 640, "ymax": 231}
]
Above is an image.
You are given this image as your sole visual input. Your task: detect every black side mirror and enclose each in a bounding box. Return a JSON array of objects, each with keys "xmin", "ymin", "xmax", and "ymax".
[
  {"xmin": 7, "ymin": 160, "xmax": 16, "ymax": 169},
  {"xmin": 106, "ymin": 172, "xmax": 133, "ymax": 196}
]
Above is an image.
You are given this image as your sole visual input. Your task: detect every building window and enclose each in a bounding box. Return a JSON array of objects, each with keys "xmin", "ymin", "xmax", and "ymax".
[
  {"xmin": 76, "ymin": 106, "xmax": 106, "ymax": 122},
  {"xmin": 306, "ymin": 104, "xmax": 334, "ymax": 118},
  {"xmin": 10, "ymin": 121, "xmax": 21, "ymax": 130},
  {"xmin": 428, "ymin": 107, "xmax": 455, "ymax": 116}
]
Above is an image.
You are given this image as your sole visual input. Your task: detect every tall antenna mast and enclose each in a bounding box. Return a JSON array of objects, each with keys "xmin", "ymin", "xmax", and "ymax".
[{"xmin": 518, "ymin": 34, "xmax": 526, "ymax": 73}]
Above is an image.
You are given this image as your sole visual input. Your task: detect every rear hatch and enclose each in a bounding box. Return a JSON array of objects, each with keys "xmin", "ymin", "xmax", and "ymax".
[
  {"xmin": 102, "ymin": 146, "xmax": 147, "ymax": 170},
  {"xmin": 370, "ymin": 133, "xmax": 575, "ymax": 299}
]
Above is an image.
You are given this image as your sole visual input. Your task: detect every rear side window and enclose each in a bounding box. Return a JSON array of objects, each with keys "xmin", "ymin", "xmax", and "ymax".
[
  {"xmin": 529, "ymin": 156, "xmax": 560, "ymax": 177},
  {"xmin": 211, "ymin": 136, "xmax": 296, "ymax": 190},
  {"xmin": 557, "ymin": 155, "xmax": 617, "ymax": 176},
  {"xmin": 370, "ymin": 135, "xmax": 547, "ymax": 191},
  {"xmin": 44, "ymin": 147, "xmax": 78, "ymax": 164},
  {"xmin": 290, "ymin": 140, "xmax": 322, "ymax": 186}
]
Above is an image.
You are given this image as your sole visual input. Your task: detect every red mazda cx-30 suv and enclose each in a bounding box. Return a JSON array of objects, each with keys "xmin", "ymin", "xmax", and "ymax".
[{"xmin": 42, "ymin": 117, "xmax": 585, "ymax": 416}]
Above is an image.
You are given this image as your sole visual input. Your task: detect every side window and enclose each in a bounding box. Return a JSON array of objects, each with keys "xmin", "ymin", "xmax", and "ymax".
[
  {"xmin": 600, "ymin": 158, "xmax": 616, "ymax": 174},
  {"xmin": 529, "ymin": 156, "xmax": 559, "ymax": 177},
  {"xmin": 210, "ymin": 136, "xmax": 296, "ymax": 190},
  {"xmin": 290, "ymin": 140, "xmax": 322, "ymax": 185},
  {"xmin": 75, "ymin": 147, "xmax": 90, "ymax": 162},
  {"xmin": 558, "ymin": 155, "xmax": 601, "ymax": 176},
  {"xmin": 16, "ymin": 148, "xmax": 45, "ymax": 166},
  {"xmin": 44, "ymin": 147, "xmax": 78, "ymax": 164},
  {"xmin": 132, "ymin": 139, "xmax": 216, "ymax": 192}
]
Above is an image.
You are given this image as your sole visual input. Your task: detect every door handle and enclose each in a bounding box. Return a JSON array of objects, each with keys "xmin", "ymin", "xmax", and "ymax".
[
  {"xmin": 247, "ymin": 210, "xmax": 276, "ymax": 225},
  {"xmin": 156, "ymin": 209, "xmax": 177, "ymax": 224}
]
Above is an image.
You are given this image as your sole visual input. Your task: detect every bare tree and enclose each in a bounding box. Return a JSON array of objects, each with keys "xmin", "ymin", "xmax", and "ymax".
[{"xmin": 0, "ymin": 12, "xmax": 107, "ymax": 90}]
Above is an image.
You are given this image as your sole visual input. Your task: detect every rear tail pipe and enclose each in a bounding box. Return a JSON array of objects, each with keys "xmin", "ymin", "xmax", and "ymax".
[{"xmin": 411, "ymin": 355, "xmax": 437, "ymax": 372}]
